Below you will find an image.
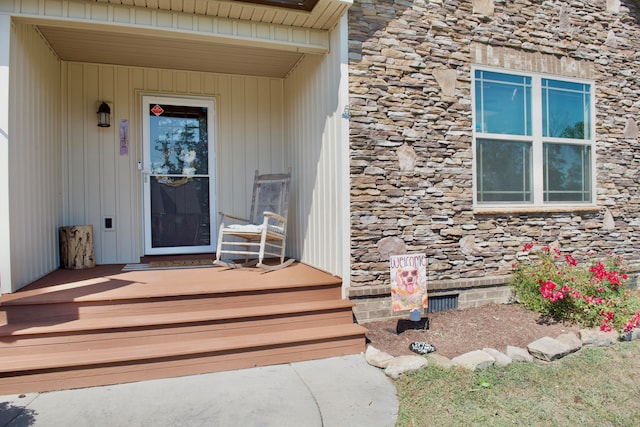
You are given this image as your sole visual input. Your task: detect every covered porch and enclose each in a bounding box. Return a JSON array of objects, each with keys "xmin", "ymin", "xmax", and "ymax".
[{"xmin": 0, "ymin": 0, "xmax": 352, "ymax": 296}]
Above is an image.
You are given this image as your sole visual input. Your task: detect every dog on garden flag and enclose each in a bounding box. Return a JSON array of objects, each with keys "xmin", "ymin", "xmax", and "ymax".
[
  {"xmin": 392, "ymin": 266, "xmax": 428, "ymax": 312},
  {"xmin": 395, "ymin": 266, "xmax": 420, "ymax": 295}
]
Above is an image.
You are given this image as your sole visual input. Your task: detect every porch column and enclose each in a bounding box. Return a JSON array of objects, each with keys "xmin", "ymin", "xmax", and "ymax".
[
  {"xmin": 0, "ymin": 14, "xmax": 11, "ymax": 294},
  {"xmin": 338, "ymin": 13, "xmax": 351, "ymax": 297}
]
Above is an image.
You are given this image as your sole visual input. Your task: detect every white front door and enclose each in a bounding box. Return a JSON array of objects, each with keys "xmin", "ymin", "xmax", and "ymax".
[{"xmin": 142, "ymin": 96, "xmax": 216, "ymax": 255}]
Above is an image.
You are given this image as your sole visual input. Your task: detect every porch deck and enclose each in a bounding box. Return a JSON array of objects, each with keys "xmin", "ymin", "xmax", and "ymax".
[{"xmin": 0, "ymin": 261, "xmax": 366, "ymax": 395}]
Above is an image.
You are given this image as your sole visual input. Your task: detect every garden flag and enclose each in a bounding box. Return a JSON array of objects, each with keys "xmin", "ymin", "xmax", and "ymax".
[{"xmin": 390, "ymin": 253, "xmax": 428, "ymax": 313}]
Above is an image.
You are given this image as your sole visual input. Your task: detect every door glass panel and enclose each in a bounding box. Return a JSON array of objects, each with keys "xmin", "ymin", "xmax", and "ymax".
[
  {"xmin": 150, "ymin": 105, "xmax": 209, "ymax": 175},
  {"xmin": 151, "ymin": 177, "xmax": 210, "ymax": 248},
  {"xmin": 146, "ymin": 102, "xmax": 213, "ymax": 251}
]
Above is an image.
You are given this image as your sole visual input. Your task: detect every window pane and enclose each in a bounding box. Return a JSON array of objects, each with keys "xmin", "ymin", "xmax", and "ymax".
[
  {"xmin": 544, "ymin": 143, "xmax": 591, "ymax": 202},
  {"xmin": 476, "ymin": 139, "xmax": 532, "ymax": 202},
  {"xmin": 475, "ymin": 70, "xmax": 532, "ymax": 136},
  {"xmin": 542, "ymin": 79, "xmax": 591, "ymax": 139}
]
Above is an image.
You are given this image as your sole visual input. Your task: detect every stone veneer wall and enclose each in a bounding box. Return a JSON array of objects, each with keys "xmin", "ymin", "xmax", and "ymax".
[{"xmin": 348, "ymin": 0, "xmax": 640, "ymax": 322}]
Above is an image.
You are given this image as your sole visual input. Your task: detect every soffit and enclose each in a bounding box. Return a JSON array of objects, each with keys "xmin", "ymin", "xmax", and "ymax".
[
  {"xmin": 93, "ymin": 0, "xmax": 351, "ymax": 30},
  {"xmin": 37, "ymin": 25, "xmax": 304, "ymax": 78},
  {"xmin": 28, "ymin": 0, "xmax": 350, "ymax": 78}
]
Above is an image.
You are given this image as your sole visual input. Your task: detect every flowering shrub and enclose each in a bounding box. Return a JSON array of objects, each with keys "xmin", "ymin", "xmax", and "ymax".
[{"xmin": 510, "ymin": 243, "xmax": 640, "ymax": 337}]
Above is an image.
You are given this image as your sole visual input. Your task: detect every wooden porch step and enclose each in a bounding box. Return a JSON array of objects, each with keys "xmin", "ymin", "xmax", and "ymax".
[
  {"xmin": 0, "ymin": 263, "xmax": 343, "ymax": 305},
  {"xmin": 0, "ymin": 299, "xmax": 357, "ymax": 337},
  {"xmin": 0, "ymin": 323, "xmax": 367, "ymax": 377},
  {"xmin": 0, "ymin": 263, "xmax": 367, "ymax": 395},
  {"xmin": 0, "ymin": 281, "xmax": 343, "ymax": 307},
  {"xmin": 0, "ymin": 311, "xmax": 356, "ymax": 354},
  {"xmin": 0, "ymin": 330, "xmax": 365, "ymax": 395}
]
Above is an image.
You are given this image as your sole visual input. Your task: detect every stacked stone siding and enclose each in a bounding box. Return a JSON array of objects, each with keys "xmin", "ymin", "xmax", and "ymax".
[{"xmin": 348, "ymin": 0, "xmax": 640, "ymax": 321}]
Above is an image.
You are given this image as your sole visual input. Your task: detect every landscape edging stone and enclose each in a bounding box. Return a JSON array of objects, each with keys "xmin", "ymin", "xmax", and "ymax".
[{"xmin": 365, "ymin": 327, "xmax": 640, "ymax": 376}]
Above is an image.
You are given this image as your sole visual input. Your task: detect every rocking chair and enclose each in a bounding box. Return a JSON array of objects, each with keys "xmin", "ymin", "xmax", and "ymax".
[{"xmin": 214, "ymin": 170, "xmax": 294, "ymax": 271}]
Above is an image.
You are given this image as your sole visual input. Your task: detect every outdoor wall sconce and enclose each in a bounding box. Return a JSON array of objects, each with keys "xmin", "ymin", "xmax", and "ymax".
[{"xmin": 97, "ymin": 102, "xmax": 111, "ymax": 127}]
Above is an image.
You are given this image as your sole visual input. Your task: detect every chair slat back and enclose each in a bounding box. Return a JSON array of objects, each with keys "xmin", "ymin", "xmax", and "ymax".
[{"xmin": 250, "ymin": 170, "xmax": 291, "ymax": 225}]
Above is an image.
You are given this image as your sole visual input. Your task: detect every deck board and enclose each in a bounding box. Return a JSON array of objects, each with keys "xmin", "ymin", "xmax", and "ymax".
[
  {"xmin": 0, "ymin": 324, "xmax": 367, "ymax": 372},
  {"xmin": 0, "ymin": 337, "xmax": 365, "ymax": 395},
  {"xmin": 0, "ymin": 299, "xmax": 356, "ymax": 337},
  {"xmin": 0, "ymin": 262, "xmax": 341, "ymax": 305}
]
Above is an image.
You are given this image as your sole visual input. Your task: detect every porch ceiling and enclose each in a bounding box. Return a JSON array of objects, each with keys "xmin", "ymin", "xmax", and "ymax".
[
  {"xmin": 36, "ymin": 25, "xmax": 304, "ymax": 78},
  {"xmin": 31, "ymin": 0, "xmax": 352, "ymax": 78}
]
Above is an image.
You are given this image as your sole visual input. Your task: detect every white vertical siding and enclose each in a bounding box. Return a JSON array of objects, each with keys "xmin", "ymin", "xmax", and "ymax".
[
  {"xmin": 9, "ymin": 22, "xmax": 63, "ymax": 291},
  {"xmin": 284, "ymin": 21, "xmax": 349, "ymax": 279},
  {"xmin": 63, "ymin": 63, "xmax": 285, "ymax": 264},
  {"xmin": 0, "ymin": 16, "xmax": 12, "ymax": 295}
]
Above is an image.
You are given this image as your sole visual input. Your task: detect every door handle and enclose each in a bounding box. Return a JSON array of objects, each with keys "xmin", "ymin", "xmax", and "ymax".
[{"xmin": 138, "ymin": 161, "xmax": 151, "ymax": 183}]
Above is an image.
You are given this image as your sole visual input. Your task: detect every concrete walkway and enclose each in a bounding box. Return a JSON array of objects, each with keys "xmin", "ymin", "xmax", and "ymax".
[{"xmin": 0, "ymin": 354, "xmax": 398, "ymax": 427}]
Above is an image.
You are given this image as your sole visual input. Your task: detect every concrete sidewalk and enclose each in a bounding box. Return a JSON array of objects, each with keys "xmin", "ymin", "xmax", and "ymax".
[{"xmin": 0, "ymin": 354, "xmax": 398, "ymax": 427}]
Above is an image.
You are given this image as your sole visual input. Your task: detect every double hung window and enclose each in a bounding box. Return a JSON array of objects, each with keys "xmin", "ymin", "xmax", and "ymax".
[{"xmin": 473, "ymin": 68, "xmax": 594, "ymax": 206}]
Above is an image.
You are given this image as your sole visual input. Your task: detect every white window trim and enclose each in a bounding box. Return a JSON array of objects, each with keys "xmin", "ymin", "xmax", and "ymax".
[{"xmin": 471, "ymin": 65, "xmax": 597, "ymax": 210}]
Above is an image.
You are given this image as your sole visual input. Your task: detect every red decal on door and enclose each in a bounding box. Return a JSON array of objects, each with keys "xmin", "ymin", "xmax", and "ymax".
[{"xmin": 151, "ymin": 104, "xmax": 164, "ymax": 116}]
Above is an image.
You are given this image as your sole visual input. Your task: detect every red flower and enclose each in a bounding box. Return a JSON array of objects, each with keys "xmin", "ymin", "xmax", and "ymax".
[
  {"xmin": 590, "ymin": 262, "xmax": 607, "ymax": 281},
  {"xmin": 623, "ymin": 311, "xmax": 640, "ymax": 333},
  {"xmin": 539, "ymin": 281, "xmax": 568, "ymax": 302}
]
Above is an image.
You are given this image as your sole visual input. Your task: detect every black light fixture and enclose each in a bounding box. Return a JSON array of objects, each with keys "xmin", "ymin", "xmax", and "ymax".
[{"xmin": 97, "ymin": 102, "xmax": 111, "ymax": 127}]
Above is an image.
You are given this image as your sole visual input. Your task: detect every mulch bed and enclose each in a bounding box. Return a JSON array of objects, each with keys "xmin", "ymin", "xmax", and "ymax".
[{"xmin": 362, "ymin": 303, "xmax": 580, "ymax": 359}]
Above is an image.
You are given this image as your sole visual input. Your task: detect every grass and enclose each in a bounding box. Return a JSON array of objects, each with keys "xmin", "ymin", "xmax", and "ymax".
[{"xmin": 395, "ymin": 339, "xmax": 640, "ymax": 427}]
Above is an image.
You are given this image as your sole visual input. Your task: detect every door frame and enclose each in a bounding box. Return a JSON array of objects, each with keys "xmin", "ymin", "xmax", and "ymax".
[{"xmin": 141, "ymin": 94, "xmax": 217, "ymax": 255}]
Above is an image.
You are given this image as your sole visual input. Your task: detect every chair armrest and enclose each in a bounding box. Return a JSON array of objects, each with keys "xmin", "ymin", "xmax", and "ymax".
[
  {"xmin": 219, "ymin": 212, "xmax": 249, "ymax": 223},
  {"xmin": 263, "ymin": 211, "xmax": 286, "ymax": 224}
]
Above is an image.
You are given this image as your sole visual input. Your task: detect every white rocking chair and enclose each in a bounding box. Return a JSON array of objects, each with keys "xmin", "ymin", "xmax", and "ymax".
[{"xmin": 214, "ymin": 170, "xmax": 294, "ymax": 271}]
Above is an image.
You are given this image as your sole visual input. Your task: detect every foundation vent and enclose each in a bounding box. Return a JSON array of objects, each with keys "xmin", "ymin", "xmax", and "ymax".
[{"xmin": 426, "ymin": 294, "xmax": 459, "ymax": 313}]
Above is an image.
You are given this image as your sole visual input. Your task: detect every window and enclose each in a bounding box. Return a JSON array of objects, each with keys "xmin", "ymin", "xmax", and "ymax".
[{"xmin": 473, "ymin": 69, "xmax": 594, "ymax": 206}]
